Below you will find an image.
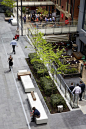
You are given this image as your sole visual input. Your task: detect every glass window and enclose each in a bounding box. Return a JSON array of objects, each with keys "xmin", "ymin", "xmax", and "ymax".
[
  {"xmin": 83, "ymin": 1, "xmax": 86, "ymax": 30},
  {"xmin": 60, "ymin": 0, "xmax": 61, "ymax": 6},
  {"xmin": 67, "ymin": 0, "xmax": 69, "ymax": 11}
]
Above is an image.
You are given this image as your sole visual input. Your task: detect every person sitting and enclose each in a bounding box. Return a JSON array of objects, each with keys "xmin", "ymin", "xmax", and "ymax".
[
  {"xmin": 45, "ymin": 16, "xmax": 47, "ymax": 22},
  {"xmin": 49, "ymin": 17, "xmax": 52, "ymax": 22},
  {"xmin": 69, "ymin": 83, "xmax": 75, "ymax": 92},
  {"xmin": 30, "ymin": 107, "xmax": 40, "ymax": 122},
  {"xmin": 36, "ymin": 17, "xmax": 39, "ymax": 22},
  {"xmin": 8, "ymin": 15, "xmax": 13, "ymax": 23},
  {"xmin": 52, "ymin": 17, "xmax": 55, "ymax": 22}
]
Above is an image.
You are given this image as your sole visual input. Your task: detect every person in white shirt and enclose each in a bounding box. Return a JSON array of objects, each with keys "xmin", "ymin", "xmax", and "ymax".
[
  {"xmin": 8, "ymin": 15, "xmax": 13, "ymax": 23},
  {"xmin": 10, "ymin": 38, "xmax": 18, "ymax": 54},
  {"xmin": 52, "ymin": 17, "xmax": 55, "ymax": 22},
  {"xmin": 72, "ymin": 83, "xmax": 81, "ymax": 103}
]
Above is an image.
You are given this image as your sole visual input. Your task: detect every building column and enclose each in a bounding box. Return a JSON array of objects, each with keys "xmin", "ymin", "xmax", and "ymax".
[
  {"xmin": 76, "ymin": 37, "xmax": 81, "ymax": 52},
  {"xmin": 21, "ymin": 0, "xmax": 23, "ymax": 36},
  {"xmin": 49, "ymin": 6, "xmax": 50, "ymax": 17}
]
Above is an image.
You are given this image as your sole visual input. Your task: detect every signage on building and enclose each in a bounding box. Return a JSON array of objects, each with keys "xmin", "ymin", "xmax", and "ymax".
[{"xmin": 61, "ymin": 14, "xmax": 63, "ymax": 18}]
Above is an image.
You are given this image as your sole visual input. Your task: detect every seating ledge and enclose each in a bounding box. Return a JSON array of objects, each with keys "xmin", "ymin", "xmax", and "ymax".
[{"xmin": 27, "ymin": 92, "xmax": 48, "ymax": 124}]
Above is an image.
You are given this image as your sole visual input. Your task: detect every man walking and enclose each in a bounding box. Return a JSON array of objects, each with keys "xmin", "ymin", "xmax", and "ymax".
[
  {"xmin": 79, "ymin": 81, "xmax": 85, "ymax": 101},
  {"xmin": 10, "ymin": 38, "xmax": 18, "ymax": 54},
  {"xmin": 72, "ymin": 83, "xmax": 81, "ymax": 103},
  {"xmin": 69, "ymin": 83, "xmax": 75, "ymax": 92}
]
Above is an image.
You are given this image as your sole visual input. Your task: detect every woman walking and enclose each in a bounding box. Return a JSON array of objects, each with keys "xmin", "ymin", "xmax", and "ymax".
[{"xmin": 8, "ymin": 55, "xmax": 13, "ymax": 71}]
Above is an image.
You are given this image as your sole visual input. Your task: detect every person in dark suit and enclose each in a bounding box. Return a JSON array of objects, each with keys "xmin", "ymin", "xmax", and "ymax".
[
  {"xmin": 79, "ymin": 81, "xmax": 85, "ymax": 101},
  {"xmin": 30, "ymin": 107, "xmax": 40, "ymax": 122},
  {"xmin": 69, "ymin": 83, "xmax": 75, "ymax": 92}
]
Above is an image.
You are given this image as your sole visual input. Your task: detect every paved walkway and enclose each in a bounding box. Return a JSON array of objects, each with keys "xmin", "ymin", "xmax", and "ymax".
[{"xmin": 0, "ymin": 13, "xmax": 86, "ymax": 129}]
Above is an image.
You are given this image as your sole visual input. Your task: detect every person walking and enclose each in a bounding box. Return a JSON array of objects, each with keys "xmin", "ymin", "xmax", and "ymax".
[
  {"xmin": 69, "ymin": 83, "xmax": 75, "ymax": 92},
  {"xmin": 79, "ymin": 81, "xmax": 85, "ymax": 101},
  {"xmin": 10, "ymin": 38, "xmax": 18, "ymax": 54},
  {"xmin": 23, "ymin": 15, "xmax": 26, "ymax": 24},
  {"xmin": 8, "ymin": 55, "xmax": 13, "ymax": 71},
  {"xmin": 72, "ymin": 83, "xmax": 81, "ymax": 103},
  {"xmin": 30, "ymin": 107, "xmax": 40, "ymax": 122},
  {"xmin": 15, "ymin": 27, "xmax": 19, "ymax": 41}
]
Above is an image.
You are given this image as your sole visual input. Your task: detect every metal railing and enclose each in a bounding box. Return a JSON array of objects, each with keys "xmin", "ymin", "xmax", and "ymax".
[
  {"xmin": 13, "ymin": 6, "xmax": 78, "ymax": 35},
  {"xmin": 47, "ymin": 63, "xmax": 79, "ymax": 108},
  {"xmin": 28, "ymin": 21, "xmax": 78, "ymax": 35}
]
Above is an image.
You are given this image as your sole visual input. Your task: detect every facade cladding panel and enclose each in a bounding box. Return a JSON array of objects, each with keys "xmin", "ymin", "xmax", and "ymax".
[
  {"xmin": 76, "ymin": 0, "xmax": 86, "ymax": 52},
  {"xmin": 83, "ymin": 1, "xmax": 86, "ymax": 30},
  {"xmin": 55, "ymin": 0, "xmax": 80, "ymax": 22},
  {"xmin": 74, "ymin": 0, "xmax": 80, "ymax": 20}
]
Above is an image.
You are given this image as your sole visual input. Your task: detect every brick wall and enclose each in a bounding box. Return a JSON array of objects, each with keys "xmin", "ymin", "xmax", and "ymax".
[{"xmin": 74, "ymin": 0, "xmax": 80, "ymax": 20}]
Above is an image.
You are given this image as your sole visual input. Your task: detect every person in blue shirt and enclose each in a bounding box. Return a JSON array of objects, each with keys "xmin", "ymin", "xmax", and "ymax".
[
  {"xmin": 10, "ymin": 38, "xmax": 18, "ymax": 54},
  {"xmin": 31, "ymin": 107, "xmax": 40, "ymax": 122}
]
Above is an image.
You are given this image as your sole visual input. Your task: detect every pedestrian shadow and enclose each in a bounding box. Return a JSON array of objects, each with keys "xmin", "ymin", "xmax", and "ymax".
[
  {"xmin": 7, "ymin": 52, "xmax": 13, "ymax": 55},
  {"xmin": 4, "ymin": 70, "xmax": 10, "ymax": 73}
]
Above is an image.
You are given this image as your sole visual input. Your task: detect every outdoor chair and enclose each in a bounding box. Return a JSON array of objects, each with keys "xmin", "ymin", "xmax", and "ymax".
[{"xmin": 81, "ymin": 55, "xmax": 85, "ymax": 60}]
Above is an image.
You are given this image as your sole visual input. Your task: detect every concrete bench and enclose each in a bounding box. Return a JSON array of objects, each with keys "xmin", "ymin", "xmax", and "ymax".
[
  {"xmin": 27, "ymin": 92, "xmax": 48, "ymax": 124},
  {"xmin": 17, "ymin": 71, "xmax": 31, "ymax": 80},
  {"xmin": 5, "ymin": 17, "xmax": 11, "ymax": 21},
  {"xmin": 18, "ymin": 69, "xmax": 27, "ymax": 73},
  {"xmin": 11, "ymin": 18, "xmax": 17, "ymax": 26},
  {"xmin": 21, "ymin": 75, "xmax": 35, "ymax": 93}
]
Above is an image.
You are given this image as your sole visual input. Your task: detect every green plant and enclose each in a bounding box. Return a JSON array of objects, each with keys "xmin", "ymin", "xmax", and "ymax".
[
  {"xmin": 25, "ymin": 46, "xmax": 27, "ymax": 48},
  {"xmin": 5, "ymin": 9, "xmax": 13, "ymax": 17},
  {"xmin": 40, "ymin": 77, "xmax": 57, "ymax": 96},
  {"xmin": 37, "ymin": 7, "xmax": 48, "ymax": 16},
  {"xmin": 50, "ymin": 94, "xmax": 67, "ymax": 108},
  {"xmin": 63, "ymin": 68, "xmax": 78, "ymax": 74},
  {"xmin": 22, "ymin": 7, "xmax": 26, "ymax": 13},
  {"xmin": 44, "ymin": 97, "xmax": 46, "ymax": 101},
  {"xmin": 1, "ymin": 0, "xmax": 16, "ymax": 8},
  {"xmin": 28, "ymin": 53, "xmax": 37, "ymax": 61}
]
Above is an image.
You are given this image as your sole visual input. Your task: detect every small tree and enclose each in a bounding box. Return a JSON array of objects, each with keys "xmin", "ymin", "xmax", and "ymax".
[
  {"xmin": 37, "ymin": 7, "xmax": 48, "ymax": 16},
  {"xmin": 1, "ymin": 0, "xmax": 16, "ymax": 8},
  {"xmin": 29, "ymin": 29, "xmax": 68, "ymax": 93}
]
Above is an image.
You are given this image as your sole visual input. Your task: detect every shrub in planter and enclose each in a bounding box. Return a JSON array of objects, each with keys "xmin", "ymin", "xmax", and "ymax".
[
  {"xmin": 33, "ymin": 63, "xmax": 48, "ymax": 77},
  {"xmin": 72, "ymin": 68, "xmax": 78, "ymax": 73},
  {"xmin": 29, "ymin": 53, "xmax": 48, "ymax": 76},
  {"xmin": 50, "ymin": 94, "xmax": 67, "ymax": 108},
  {"xmin": 29, "ymin": 53, "xmax": 42, "ymax": 65},
  {"xmin": 40, "ymin": 77, "xmax": 57, "ymax": 96},
  {"xmin": 63, "ymin": 68, "xmax": 78, "ymax": 74},
  {"xmin": 29, "ymin": 53, "xmax": 37, "ymax": 61},
  {"xmin": 37, "ymin": 68, "xmax": 49, "ymax": 77}
]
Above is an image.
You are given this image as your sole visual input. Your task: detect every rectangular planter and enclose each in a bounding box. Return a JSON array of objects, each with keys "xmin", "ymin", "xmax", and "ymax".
[{"xmin": 62, "ymin": 73, "xmax": 81, "ymax": 78}]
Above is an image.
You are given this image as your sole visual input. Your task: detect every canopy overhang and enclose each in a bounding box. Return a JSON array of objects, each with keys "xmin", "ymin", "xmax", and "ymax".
[{"xmin": 14, "ymin": 1, "xmax": 55, "ymax": 7}]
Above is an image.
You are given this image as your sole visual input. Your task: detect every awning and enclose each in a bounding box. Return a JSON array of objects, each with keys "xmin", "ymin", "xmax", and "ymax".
[{"xmin": 14, "ymin": 1, "xmax": 55, "ymax": 7}]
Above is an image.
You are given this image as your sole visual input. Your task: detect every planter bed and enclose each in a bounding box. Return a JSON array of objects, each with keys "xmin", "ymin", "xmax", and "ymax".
[
  {"xmin": 26, "ymin": 57, "xmax": 69, "ymax": 114},
  {"xmin": 62, "ymin": 72, "xmax": 81, "ymax": 78}
]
